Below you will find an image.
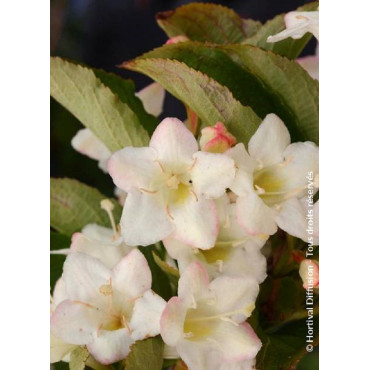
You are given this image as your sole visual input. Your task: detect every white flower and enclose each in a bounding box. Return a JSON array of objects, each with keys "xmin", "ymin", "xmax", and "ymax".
[
  {"xmin": 108, "ymin": 118, "xmax": 236, "ymax": 249},
  {"xmin": 160, "ymin": 262, "xmax": 261, "ymax": 370},
  {"xmin": 71, "ymin": 82, "xmax": 165, "ymax": 172},
  {"xmin": 227, "ymin": 114, "xmax": 319, "ymax": 241},
  {"xmin": 267, "ymin": 9, "xmax": 319, "ymax": 43},
  {"xmin": 163, "ymin": 195, "xmax": 267, "ymax": 282},
  {"xmin": 51, "ymin": 250, "xmax": 166, "ymax": 365}
]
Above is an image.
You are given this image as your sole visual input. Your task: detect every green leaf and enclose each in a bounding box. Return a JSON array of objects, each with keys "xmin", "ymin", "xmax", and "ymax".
[
  {"xmin": 242, "ymin": 19, "xmax": 263, "ymax": 38},
  {"xmin": 156, "ymin": 3, "xmax": 247, "ymax": 44},
  {"xmin": 125, "ymin": 337, "xmax": 164, "ymax": 370},
  {"xmin": 129, "ymin": 42, "xmax": 318, "ymax": 144},
  {"xmin": 243, "ymin": 2, "xmax": 319, "ymax": 59},
  {"xmin": 50, "ymin": 231, "xmax": 70, "ymax": 289},
  {"xmin": 69, "ymin": 346, "xmax": 89, "ymax": 370},
  {"xmin": 123, "ymin": 58, "xmax": 261, "ymax": 145},
  {"xmin": 50, "ymin": 178, "xmax": 122, "ymax": 236},
  {"xmin": 93, "ymin": 69, "xmax": 159, "ymax": 135},
  {"xmin": 139, "ymin": 246, "xmax": 173, "ymax": 300},
  {"xmin": 152, "ymin": 251, "xmax": 179, "ymax": 286},
  {"xmin": 50, "ymin": 57, "xmax": 150, "ymax": 152},
  {"xmin": 255, "ymin": 317, "xmax": 319, "ymax": 370}
]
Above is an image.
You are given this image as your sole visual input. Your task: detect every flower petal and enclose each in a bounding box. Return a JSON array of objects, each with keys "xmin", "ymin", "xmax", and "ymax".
[
  {"xmin": 248, "ymin": 114, "xmax": 290, "ymax": 167},
  {"xmin": 108, "ymin": 147, "xmax": 159, "ymax": 193},
  {"xmin": 71, "ymin": 128, "xmax": 111, "ymax": 172},
  {"xmin": 297, "ymin": 55, "xmax": 319, "ymax": 80},
  {"xmin": 87, "ymin": 328, "xmax": 134, "ymax": 365},
  {"xmin": 51, "ymin": 300, "xmax": 102, "ymax": 345},
  {"xmin": 209, "ymin": 321, "xmax": 262, "ymax": 362},
  {"xmin": 236, "ymin": 193, "xmax": 278, "ymax": 236},
  {"xmin": 52, "ymin": 277, "xmax": 68, "ymax": 309},
  {"xmin": 209, "ymin": 276, "xmax": 259, "ymax": 320},
  {"xmin": 136, "ymin": 82, "xmax": 165, "ymax": 117},
  {"xmin": 278, "ymin": 141, "xmax": 319, "ymax": 199},
  {"xmin": 223, "ymin": 246, "xmax": 267, "ymax": 283},
  {"xmin": 175, "ymin": 340, "xmax": 209, "ymax": 369},
  {"xmin": 121, "ymin": 189, "xmax": 173, "ymax": 246},
  {"xmin": 178, "ymin": 262, "xmax": 210, "ymax": 303},
  {"xmin": 112, "ymin": 249, "xmax": 152, "ymax": 299},
  {"xmin": 275, "ymin": 198, "xmax": 319, "ymax": 245},
  {"xmin": 160, "ymin": 297, "xmax": 187, "ymax": 346},
  {"xmin": 226, "ymin": 144, "xmax": 255, "ymax": 196},
  {"xmin": 171, "ymin": 196, "xmax": 218, "ymax": 250},
  {"xmin": 130, "ymin": 290, "xmax": 166, "ymax": 340},
  {"xmin": 71, "ymin": 228, "xmax": 131, "ymax": 269},
  {"xmin": 63, "ymin": 253, "xmax": 112, "ymax": 306},
  {"xmin": 150, "ymin": 118, "xmax": 198, "ymax": 171},
  {"xmin": 191, "ymin": 151, "xmax": 235, "ymax": 198}
]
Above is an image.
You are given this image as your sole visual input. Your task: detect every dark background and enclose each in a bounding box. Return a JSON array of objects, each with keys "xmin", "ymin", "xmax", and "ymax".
[{"xmin": 50, "ymin": 1, "xmax": 318, "ymax": 368}]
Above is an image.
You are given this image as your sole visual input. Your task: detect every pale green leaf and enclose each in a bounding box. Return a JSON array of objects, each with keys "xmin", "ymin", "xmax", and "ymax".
[
  {"xmin": 125, "ymin": 337, "xmax": 164, "ymax": 370},
  {"xmin": 123, "ymin": 58, "xmax": 261, "ymax": 144},
  {"xmin": 50, "ymin": 57, "xmax": 149, "ymax": 152},
  {"xmin": 50, "ymin": 178, "xmax": 122, "ymax": 236},
  {"xmin": 129, "ymin": 42, "xmax": 318, "ymax": 144},
  {"xmin": 69, "ymin": 346, "xmax": 89, "ymax": 370}
]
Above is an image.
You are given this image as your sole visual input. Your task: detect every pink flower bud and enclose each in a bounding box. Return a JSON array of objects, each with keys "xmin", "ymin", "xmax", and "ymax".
[
  {"xmin": 299, "ymin": 259, "xmax": 319, "ymax": 290},
  {"xmin": 166, "ymin": 35, "xmax": 189, "ymax": 44},
  {"xmin": 199, "ymin": 122, "xmax": 237, "ymax": 153}
]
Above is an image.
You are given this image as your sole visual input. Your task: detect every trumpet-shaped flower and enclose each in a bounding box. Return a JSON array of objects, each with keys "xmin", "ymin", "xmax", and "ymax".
[
  {"xmin": 163, "ymin": 195, "xmax": 267, "ymax": 282},
  {"xmin": 108, "ymin": 118, "xmax": 236, "ymax": 249},
  {"xmin": 267, "ymin": 9, "xmax": 319, "ymax": 43},
  {"xmin": 227, "ymin": 114, "xmax": 319, "ymax": 240},
  {"xmin": 71, "ymin": 83, "xmax": 165, "ymax": 172},
  {"xmin": 51, "ymin": 250, "xmax": 166, "ymax": 365},
  {"xmin": 160, "ymin": 262, "xmax": 261, "ymax": 370}
]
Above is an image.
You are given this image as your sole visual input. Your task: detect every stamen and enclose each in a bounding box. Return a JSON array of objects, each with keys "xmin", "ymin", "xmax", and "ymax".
[
  {"xmin": 155, "ymin": 160, "xmax": 165, "ymax": 173},
  {"xmin": 122, "ymin": 315, "xmax": 132, "ymax": 334},
  {"xmin": 166, "ymin": 205, "xmax": 175, "ymax": 220},
  {"xmin": 139, "ymin": 188, "xmax": 158, "ymax": 194},
  {"xmin": 101, "ymin": 199, "xmax": 119, "ymax": 238},
  {"xmin": 254, "ymin": 184, "xmax": 265, "ymax": 195},
  {"xmin": 217, "ymin": 260, "xmax": 223, "ymax": 273},
  {"xmin": 220, "ymin": 317, "xmax": 239, "ymax": 326},
  {"xmin": 190, "ymin": 295, "xmax": 197, "ymax": 309},
  {"xmin": 190, "ymin": 190, "xmax": 198, "ymax": 202}
]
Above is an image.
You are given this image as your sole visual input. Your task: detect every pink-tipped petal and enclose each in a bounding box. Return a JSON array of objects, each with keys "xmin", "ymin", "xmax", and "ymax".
[{"xmin": 150, "ymin": 118, "xmax": 198, "ymax": 171}]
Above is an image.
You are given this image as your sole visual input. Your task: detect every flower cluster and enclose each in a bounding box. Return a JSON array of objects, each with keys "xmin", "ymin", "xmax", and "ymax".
[
  {"xmin": 51, "ymin": 110, "xmax": 319, "ymax": 368},
  {"xmin": 51, "ymin": 6, "xmax": 319, "ymax": 368}
]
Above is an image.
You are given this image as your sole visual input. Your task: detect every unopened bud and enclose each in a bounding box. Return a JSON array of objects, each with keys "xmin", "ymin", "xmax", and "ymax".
[
  {"xmin": 299, "ymin": 259, "xmax": 319, "ymax": 290},
  {"xmin": 199, "ymin": 122, "xmax": 236, "ymax": 153}
]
